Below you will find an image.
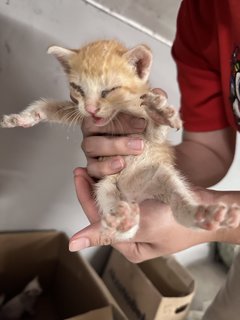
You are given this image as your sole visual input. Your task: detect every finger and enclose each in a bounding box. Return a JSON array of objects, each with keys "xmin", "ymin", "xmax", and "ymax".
[
  {"xmin": 73, "ymin": 167, "xmax": 100, "ymax": 223},
  {"xmin": 69, "ymin": 222, "xmax": 116, "ymax": 251},
  {"xmin": 82, "ymin": 135, "xmax": 144, "ymax": 158},
  {"xmin": 82, "ymin": 113, "xmax": 146, "ymax": 136},
  {"xmin": 87, "ymin": 156, "xmax": 125, "ymax": 178},
  {"xmin": 113, "ymin": 241, "xmax": 158, "ymax": 263},
  {"xmin": 69, "ymin": 222, "xmax": 159, "ymax": 263}
]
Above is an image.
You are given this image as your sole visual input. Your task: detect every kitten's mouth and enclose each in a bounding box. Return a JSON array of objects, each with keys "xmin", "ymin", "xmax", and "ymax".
[{"xmin": 92, "ymin": 115, "xmax": 109, "ymax": 126}]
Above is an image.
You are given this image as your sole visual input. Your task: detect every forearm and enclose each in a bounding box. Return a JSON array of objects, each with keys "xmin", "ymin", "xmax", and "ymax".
[
  {"xmin": 174, "ymin": 128, "xmax": 236, "ymax": 187},
  {"xmin": 174, "ymin": 127, "xmax": 240, "ymax": 244},
  {"xmin": 175, "ymin": 141, "xmax": 226, "ymax": 187},
  {"xmin": 211, "ymin": 190, "xmax": 240, "ymax": 205},
  {"xmin": 215, "ymin": 225, "xmax": 240, "ymax": 244},
  {"xmin": 186, "ymin": 222, "xmax": 240, "ymax": 247}
]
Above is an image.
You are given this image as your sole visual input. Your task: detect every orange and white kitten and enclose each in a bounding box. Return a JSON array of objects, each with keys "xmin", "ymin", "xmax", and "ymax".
[{"xmin": 1, "ymin": 40, "xmax": 240, "ymax": 240}]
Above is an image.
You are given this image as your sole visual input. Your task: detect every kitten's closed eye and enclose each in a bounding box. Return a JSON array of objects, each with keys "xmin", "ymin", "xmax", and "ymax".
[
  {"xmin": 70, "ymin": 94, "xmax": 78, "ymax": 104},
  {"xmin": 101, "ymin": 86, "xmax": 121, "ymax": 98},
  {"xmin": 70, "ymin": 82, "xmax": 85, "ymax": 97}
]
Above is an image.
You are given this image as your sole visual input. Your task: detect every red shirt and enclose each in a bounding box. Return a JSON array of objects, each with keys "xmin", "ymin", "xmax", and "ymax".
[{"xmin": 172, "ymin": 0, "xmax": 240, "ymax": 132}]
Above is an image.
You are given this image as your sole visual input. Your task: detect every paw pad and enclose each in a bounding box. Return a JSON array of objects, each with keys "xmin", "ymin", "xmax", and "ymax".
[
  {"xmin": 195, "ymin": 203, "xmax": 240, "ymax": 230},
  {"xmin": 101, "ymin": 201, "xmax": 140, "ymax": 239}
]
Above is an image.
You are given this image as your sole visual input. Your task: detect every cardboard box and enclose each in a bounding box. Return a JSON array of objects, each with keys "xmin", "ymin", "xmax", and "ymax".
[
  {"xmin": 102, "ymin": 249, "xmax": 195, "ymax": 320},
  {"xmin": 0, "ymin": 231, "xmax": 126, "ymax": 320},
  {"xmin": 66, "ymin": 306, "xmax": 114, "ymax": 320}
]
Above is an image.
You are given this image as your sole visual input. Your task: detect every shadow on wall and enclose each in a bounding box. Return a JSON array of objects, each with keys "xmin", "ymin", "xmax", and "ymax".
[{"xmin": 0, "ymin": 14, "xmax": 84, "ymax": 231}]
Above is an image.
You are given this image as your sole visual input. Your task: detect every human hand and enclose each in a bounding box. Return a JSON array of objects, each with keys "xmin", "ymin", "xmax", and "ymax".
[
  {"xmin": 81, "ymin": 87, "xmax": 170, "ymax": 179},
  {"xmin": 69, "ymin": 168, "xmax": 217, "ymax": 263},
  {"xmin": 81, "ymin": 113, "xmax": 146, "ymax": 179}
]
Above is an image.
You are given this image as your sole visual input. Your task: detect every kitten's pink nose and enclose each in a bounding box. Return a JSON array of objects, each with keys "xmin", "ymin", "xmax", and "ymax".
[{"xmin": 85, "ymin": 104, "xmax": 98, "ymax": 115}]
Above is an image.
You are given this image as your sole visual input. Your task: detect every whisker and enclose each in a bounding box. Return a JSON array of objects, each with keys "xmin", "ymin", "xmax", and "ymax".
[
  {"xmin": 68, "ymin": 109, "xmax": 83, "ymax": 128},
  {"xmin": 62, "ymin": 105, "xmax": 78, "ymax": 111},
  {"xmin": 73, "ymin": 111, "xmax": 83, "ymax": 127},
  {"xmin": 108, "ymin": 119, "xmax": 114, "ymax": 136},
  {"xmin": 68, "ymin": 110, "xmax": 80, "ymax": 128},
  {"xmin": 60, "ymin": 109, "xmax": 76, "ymax": 125},
  {"xmin": 115, "ymin": 116, "xmax": 125, "ymax": 136}
]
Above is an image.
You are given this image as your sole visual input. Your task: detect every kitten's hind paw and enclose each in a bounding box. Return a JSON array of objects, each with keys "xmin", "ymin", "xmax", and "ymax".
[
  {"xmin": 195, "ymin": 203, "xmax": 240, "ymax": 230},
  {"xmin": 101, "ymin": 201, "xmax": 140, "ymax": 241}
]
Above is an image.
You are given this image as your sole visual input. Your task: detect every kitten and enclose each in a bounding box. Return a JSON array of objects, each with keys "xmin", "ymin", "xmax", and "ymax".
[
  {"xmin": 0, "ymin": 277, "xmax": 42, "ymax": 319},
  {"xmin": 1, "ymin": 40, "xmax": 240, "ymax": 240}
]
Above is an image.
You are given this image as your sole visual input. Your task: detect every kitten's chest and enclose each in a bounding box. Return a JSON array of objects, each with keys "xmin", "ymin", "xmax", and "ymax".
[
  {"xmin": 123, "ymin": 139, "xmax": 173, "ymax": 170},
  {"xmin": 114, "ymin": 140, "xmax": 173, "ymax": 199}
]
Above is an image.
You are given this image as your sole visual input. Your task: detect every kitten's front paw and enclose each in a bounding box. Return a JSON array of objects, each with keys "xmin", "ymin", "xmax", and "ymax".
[
  {"xmin": 101, "ymin": 201, "xmax": 140, "ymax": 240},
  {"xmin": 0, "ymin": 114, "xmax": 20, "ymax": 128},
  {"xmin": 0, "ymin": 112, "xmax": 42, "ymax": 128},
  {"xmin": 141, "ymin": 91, "xmax": 182, "ymax": 129},
  {"xmin": 195, "ymin": 203, "xmax": 240, "ymax": 230}
]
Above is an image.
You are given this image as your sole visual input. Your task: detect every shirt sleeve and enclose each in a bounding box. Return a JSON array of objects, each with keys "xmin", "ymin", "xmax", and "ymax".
[{"xmin": 171, "ymin": 0, "xmax": 229, "ymax": 131}]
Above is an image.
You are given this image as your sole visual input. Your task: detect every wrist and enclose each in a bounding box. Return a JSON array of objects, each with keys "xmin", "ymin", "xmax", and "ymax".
[
  {"xmin": 173, "ymin": 224, "xmax": 218, "ymax": 252},
  {"xmin": 190, "ymin": 228, "xmax": 219, "ymax": 245},
  {"xmin": 214, "ymin": 226, "xmax": 240, "ymax": 244}
]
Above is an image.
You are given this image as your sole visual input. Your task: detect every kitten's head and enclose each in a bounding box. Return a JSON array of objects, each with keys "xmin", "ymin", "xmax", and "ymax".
[{"xmin": 48, "ymin": 40, "xmax": 152, "ymax": 126}]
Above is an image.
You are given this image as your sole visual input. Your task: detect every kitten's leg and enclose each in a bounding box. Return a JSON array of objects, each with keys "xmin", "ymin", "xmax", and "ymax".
[
  {"xmin": 96, "ymin": 176, "xmax": 140, "ymax": 241},
  {"xmin": 0, "ymin": 100, "xmax": 81, "ymax": 128},
  {"xmin": 147, "ymin": 166, "xmax": 240, "ymax": 230},
  {"xmin": 141, "ymin": 91, "xmax": 182, "ymax": 129}
]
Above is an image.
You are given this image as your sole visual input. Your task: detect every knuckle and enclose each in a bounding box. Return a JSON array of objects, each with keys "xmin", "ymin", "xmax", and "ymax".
[
  {"xmin": 81, "ymin": 138, "xmax": 95, "ymax": 156},
  {"xmin": 99, "ymin": 233, "xmax": 113, "ymax": 246},
  {"xmin": 81, "ymin": 139, "xmax": 87, "ymax": 152},
  {"xmin": 119, "ymin": 244, "xmax": 143, "ymax": 264},
  {"xmin": 87, "ymin": 233, "xmax": 114, "ymax": 247},
  {"xmin": 81, "ymin": 118, "xmax": 94, "ymax": 135},
  {"xmin": 86, "ymin": 164, "xmax": 97, "ymax": 178},
  {"xmin": 110, "ymin": 137, "xmax": 126, "ymax": 153},
  {"xmin": 126, "ymin": 254, "xmax": 143, "ymax": 264},
  {"xmin": 87, "ymin": 161, "xmax": 109, "ymax": 178},
  {"xmin": 126, "ymin": 252, "xmax": 144, "ymax": 263},
  {"xmin": 99, "ymin": 163, "xmax": 112, "ymax": 176}
]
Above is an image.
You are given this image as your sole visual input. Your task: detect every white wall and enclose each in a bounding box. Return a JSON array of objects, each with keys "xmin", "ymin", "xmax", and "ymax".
[{"xmin": 0, "ymin": 0, "xmax": 239, "ymax": 265}]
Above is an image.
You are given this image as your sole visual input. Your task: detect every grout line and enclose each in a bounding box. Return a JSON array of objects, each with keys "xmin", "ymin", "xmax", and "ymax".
[{"xmin": 83, "ymin": 0, "xmax": 172, "ymax": 47}]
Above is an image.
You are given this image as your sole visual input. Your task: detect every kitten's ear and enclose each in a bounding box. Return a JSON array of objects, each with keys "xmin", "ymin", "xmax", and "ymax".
[
  {"xmin": 47, "ymin": 45, "xmax": 77, "ymax": 73},
  {"xmin": 124, "ymin": 45, "xmax": 152, "ymax": 82}
]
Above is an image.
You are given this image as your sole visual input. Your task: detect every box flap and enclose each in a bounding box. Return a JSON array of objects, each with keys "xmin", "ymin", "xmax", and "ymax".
[
  {"xmin": 103, "ymin": 250, "xmax": 162, "ymax": 320},
  {"xmin": 139, "ymin": 256, "xmax": 195, "ymax": 297}
]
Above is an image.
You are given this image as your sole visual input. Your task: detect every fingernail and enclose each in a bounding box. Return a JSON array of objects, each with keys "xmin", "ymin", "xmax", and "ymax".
[
  {"xmin": 128, "ymin": 138, "xmax": 144, "ymax": 151},
  {"xmin": 73, "ymin": 167, "xmax": 81, "ymax": 177},
  {"xmin": 130, "ymin": 118, "xmax": 146, "ymax": 130},
  {"xmin": 111, "ymin": 158, "xmax": 124, "ymax": 170},
  {"xmin": 69, "ymin": 238, "xmax": 90, "ymax": 252}
]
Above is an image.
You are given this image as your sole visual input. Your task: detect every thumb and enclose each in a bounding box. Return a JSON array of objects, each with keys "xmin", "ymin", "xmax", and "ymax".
[{"xmin": 69, "ymin": 222, "xmax": 115, "ymax": 252}]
